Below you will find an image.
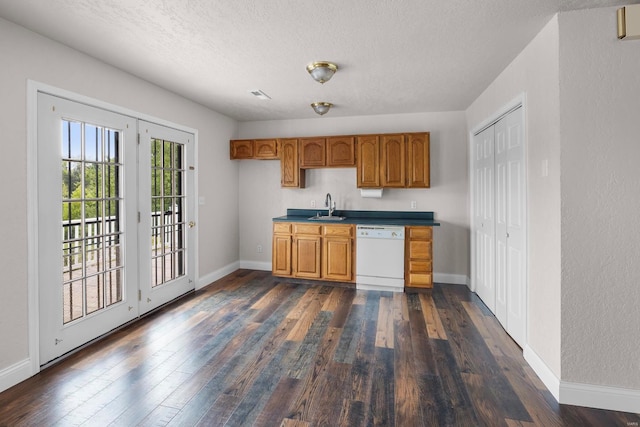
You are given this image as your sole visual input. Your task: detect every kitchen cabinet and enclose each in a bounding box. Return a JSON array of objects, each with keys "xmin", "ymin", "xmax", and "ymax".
[
  {"xmin": 322, "ymin": 224, "xmax": 354, "ymax": 282},
  {"xmin": 272, "ymin": 222, "xmax": 354, "ymax": 283},
  {"xmin": 300, "ymin": 136, "xmax": 356, "ymax": 168},
  {"xmin": 381, "ymin": 134, "xmax": 406, "ymax": 187},
  {"xmin": 279, "ymin": 139, "xmax": 305, "ymax": 188},
  {"xmin": 229, "ymin": 139, "xmax": 253, "ymax": 159},
  {"xmin": 327, "ymin": 136, "xmax": 355, "ymax": 166},
  {"xmin": 254, "ymin": 139, "xmax": 278, "ymax": 159},
  {"xmin": 300, "ymin": 138, "xmax": 326, "ymax": 168},
  {"xmin": 272, "ymin": 223, "xmax": 292, "ymax": 276},
  {"xmin": 356, "ymin": 135, "xmax": 381, "ymax": 188},
  {"xmin": 292, "ymin": 223, "xmax": 322, "ymax": 279},
  {"xmin": 405, "ymin": 226, "xmax": 433, "ymax": 288},
  {"xmin": 407, "ymin": 133, "xmax": 430, "ymax": 188},
  {"xmin": 357, "ymin": 132, "xmax": 430, "ymax": 189},
  {"xmin": 230, "ymin": 139, "xmax": 278, "ymax": 159}
]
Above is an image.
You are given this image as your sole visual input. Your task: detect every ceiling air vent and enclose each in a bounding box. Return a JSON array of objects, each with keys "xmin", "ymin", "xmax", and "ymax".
[{"xmin": 249, "ymin": 89, "xmax": 271, "ymax": 100}]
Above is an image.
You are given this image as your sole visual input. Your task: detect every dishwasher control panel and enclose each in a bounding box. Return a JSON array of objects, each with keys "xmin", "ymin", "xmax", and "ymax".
[{"xmin": 356, "ymin": 225, "xmax": 405, "ymax": 239}]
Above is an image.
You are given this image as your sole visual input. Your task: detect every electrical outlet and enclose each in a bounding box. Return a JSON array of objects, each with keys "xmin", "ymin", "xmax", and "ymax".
[
  {"xmin": 411, "ymin": 200, "xmax": 417, "ymax": 209},
  {"xmin": 256, "ymin": 244, "xmax": 263, "ymax": 253},
  {"xmin": 310, "ymin": 200, "xmax": 316, "ymax": 208}
]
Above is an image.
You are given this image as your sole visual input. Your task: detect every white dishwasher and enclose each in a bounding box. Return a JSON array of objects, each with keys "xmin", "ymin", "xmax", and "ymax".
[{"xmin": 356, "ymin": 225, "xmax": 405, "ymax": 292}]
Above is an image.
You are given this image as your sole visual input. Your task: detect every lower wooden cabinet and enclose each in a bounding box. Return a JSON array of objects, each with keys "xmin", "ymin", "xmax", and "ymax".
[
  {"xmin": 272, "ymin": 222, "xmax": 354, "ymax": 282},
  {"xmin": 272, "ymin": 223, "xmax": 292, "ymax": 276},
  {"xmin": 293, "ymin": 223, "xmax": 322, "ymax": 279},
  {"xmin": 405, "ymin": 226, "xmax": 433, "ymax": 288},
  {"xmin": 322, "ymin": 224, "xmax": 354, "ymax": 282}
]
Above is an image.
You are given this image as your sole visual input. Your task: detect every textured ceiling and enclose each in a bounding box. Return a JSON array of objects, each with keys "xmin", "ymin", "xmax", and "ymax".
[{"xmin": 0, "ymin": 0, "xmax": 633, "ymax": 121}]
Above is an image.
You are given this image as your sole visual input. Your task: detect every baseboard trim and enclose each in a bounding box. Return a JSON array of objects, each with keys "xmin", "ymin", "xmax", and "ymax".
[
  {"xmin": 560, "ymin": 381, "xmax": 640, "ymax": 414},
  {"xmin": 0, "ymin": 358, "xmax": 33, "ymax": 394},
  {"xmin": 239, "ymin": 260, "xmax": 271, "ymax": 271},
  {"xmin": 197, "ymin": 261, "xmax": 240, "ymax": 290},
  {"xmin": 523, "ymin": 345, "xmax": 560, "ymax": 401},
  {"xmin": 434, "ymin": 273, "xmax": 469, "ymax": 286}
]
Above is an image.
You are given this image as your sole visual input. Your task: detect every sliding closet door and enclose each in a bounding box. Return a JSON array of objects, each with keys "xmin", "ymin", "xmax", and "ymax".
[
  {"xmin": 472, "ymin": 105, "xmax": 526, "ymax": 348},
  {"xmin": 473, "ymin": 125, "xmax": 496, "ymax": 312},
  {"xmin": 495, "ymin": 107, "xmax": 526, "ymax": 346}
]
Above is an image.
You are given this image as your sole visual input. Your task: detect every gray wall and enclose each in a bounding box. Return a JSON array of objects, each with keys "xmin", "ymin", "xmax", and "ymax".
[{"xmin": 559, "ymin": 7, "xmax": 640, "ymax": 389}]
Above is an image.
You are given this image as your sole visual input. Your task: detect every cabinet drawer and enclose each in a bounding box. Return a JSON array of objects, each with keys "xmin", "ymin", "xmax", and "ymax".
[
  {"xmin": 273, "ymin": 222, "xmax": 291, "ymax": 234},
  {"xmin": 293, "ymin": 223, "xmax": 322, "ymax": 235},
  {"xmin": 409, "ymin": 260, "xmax": 432, "ymax": 273},
  {"xmin": 409, "ymin": 241, "xmax": 432, "ymax": 259},
  {"xmin": 408, "ymin": 226, "xmax": 432, "ymax": 240},
  {"xmin": 323, "ymin": 224, "xmax": 353, "ymax": 237},
  {"xmin": 408, "ymin": 273, "xmax": 433, "ymax": 287}
]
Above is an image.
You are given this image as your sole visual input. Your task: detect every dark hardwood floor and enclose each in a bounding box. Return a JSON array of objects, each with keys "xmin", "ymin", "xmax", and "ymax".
[{"xmin": 1, "ymin": 269, "xmax": 638, "ymax": 426}]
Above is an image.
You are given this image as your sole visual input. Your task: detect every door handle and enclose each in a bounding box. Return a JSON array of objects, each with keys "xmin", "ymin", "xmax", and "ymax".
[{"xmin": 189, "ymin": 221, "xmax": 196, "ymax": 228}]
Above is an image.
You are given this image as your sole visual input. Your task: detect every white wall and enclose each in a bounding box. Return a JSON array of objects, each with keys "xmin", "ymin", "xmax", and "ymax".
[
  {"xmin": 237, "ymin": 112, "xmax": 469, "ymax": 281},
  {"xmin": 466, "ymin": 16, "xmax": 562, "ymax": 377},
  {"xmin": 0, "ymin": 18, "xmax": 239, "ymax": 373},
  {"xmin": 559, "ymin": 7, "xmax": 640, "ymax": 389}
]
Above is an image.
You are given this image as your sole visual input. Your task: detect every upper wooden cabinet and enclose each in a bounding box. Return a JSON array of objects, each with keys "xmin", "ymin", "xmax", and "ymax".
[
  {"xmin": 356, "ymin": 135, "xmax": 381, "ymax": 188},
  {"xmin": 280, "ymin": 139, "xmax": 305, "ymax": 188},
  {"xmin": 300, "ymin": 136, "xmax": 356, "ymax": 168},
  {"xmin": 380, "ymin": 134, "xmax": 406, "ymax": 187},
  {"xmin": 254, "ymin": 139, "xmax": 278, "ymax": 159},
  {"xmin": 229, "ymin": 139, "xmax": 253, "ymax": 159},
  {"xmin": 300, "ymin": 138, "xmax": 326, "ymax": 168},
  {"xmin": 357, "ymin": 132, "xmax": 430, "ymax": 189},
  {"xmin": 407, "ymin": 133, "xmax": 430, "ymax": 188},
  {"xmin": 230, "ymin": 139, "xmax": 278, "ymax": 159},
  {"xmin": 327, "ymin": 136, "xmax": 355, "ymax": 166}
]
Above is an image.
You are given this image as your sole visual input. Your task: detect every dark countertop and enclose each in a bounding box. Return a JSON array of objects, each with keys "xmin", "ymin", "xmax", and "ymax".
[{"xmin": 273, "ymin": 209, "xmax": 440, "ymax": 226}]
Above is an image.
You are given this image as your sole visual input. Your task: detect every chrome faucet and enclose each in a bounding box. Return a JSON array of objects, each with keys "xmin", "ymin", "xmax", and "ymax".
[{"xmin": 325, "ymin": 193, "xmax": 335, "ymax": 217}]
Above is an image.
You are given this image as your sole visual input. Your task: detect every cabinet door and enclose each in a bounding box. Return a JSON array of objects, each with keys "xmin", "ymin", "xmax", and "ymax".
[
  {"xmin": 406, "ymin": 133, "xmax": 430, "ymax": 188},
  {"xmin": 356, "ymin": 135, "xmax": 380, "ymax": 188},
  {"xmin": 280, "ymin": 139, "xmax": 305, "ymax": 188},
  {"xmin": 230, "ymin": 139, "xmax": 253, "ymax": 159},
  {"xmin": 322, "ymin": 237, "xmax": 352, "ymax": 281},
  {"xmin": 381, "ymin": 134, "xmax": 406, "ymax": 187},
  {"xmin": 327, "ymin": 136, "xmax": 355, "ymax": 167},
  {"xmin": 272, "ymin": 234, "xmax": 292, "ymax": 276},
  {"xmin": 294, "ymin": 235, "xmax": 321, "ymax": 278},
  {"xmin": 254, "ymin": 139, "xmax": 278, "ymax": 159},
  {"xmin": 300, "ymin": 138, "xmax": 326, "ymax": 168}
]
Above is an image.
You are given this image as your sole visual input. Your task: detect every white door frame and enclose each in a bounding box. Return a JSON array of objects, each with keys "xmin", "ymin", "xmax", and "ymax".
[
  {"xmin": 27, "ymin": 80, "xmax": 199, "ymax": 374},
  {"xmin": 469, "ymin": 93, "xmax": 528, "ymax": 347}
]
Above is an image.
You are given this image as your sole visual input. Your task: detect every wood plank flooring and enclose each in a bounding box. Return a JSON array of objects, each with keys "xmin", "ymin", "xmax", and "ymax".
[{"xmin": 0, "ymin": 269, "xmax": 638, "ymax": 426}]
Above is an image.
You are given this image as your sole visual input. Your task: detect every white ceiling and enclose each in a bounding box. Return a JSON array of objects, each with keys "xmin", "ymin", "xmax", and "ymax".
[{"xmin": 0, "ymin": 0, "xmax": 632, "ymax": 121}]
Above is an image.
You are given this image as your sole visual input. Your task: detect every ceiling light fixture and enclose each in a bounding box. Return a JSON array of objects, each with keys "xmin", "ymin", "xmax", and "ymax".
[
  {"xmin": 306, "ymin": 61, "xmax": 338, "ymax": 84},
  {"xmin": 311, "ymin": 102, "xmax": 333, "ymax": 116}
]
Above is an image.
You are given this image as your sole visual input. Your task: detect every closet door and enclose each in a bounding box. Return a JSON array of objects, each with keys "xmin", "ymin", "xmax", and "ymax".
[
  {"xmin": 473, "ymin": 126, "xmax": 496, "ymax": 312},
  {"xmin": 471, "ymin": 106, "xmax": 526, "ymax": 349},
  {"xmin": 495, "ymin": 107, "xmax": 526, "ymax": 347}
]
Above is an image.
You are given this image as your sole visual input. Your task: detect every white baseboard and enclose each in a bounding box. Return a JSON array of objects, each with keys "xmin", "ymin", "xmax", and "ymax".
[
  {"xmin": 560, "ymin": 381, "xmax": 640, "ymax": 414},
  {"xmin": 239, "ymin": 260, "xmax": 271, "ymax": 271},
  {"xmin": 197, "ymin": 261, "xmax": 240, "ymax": 290},
  {"xmin": 0, "ymin": 358, "xmax": 33, "ymax": 394},
  {"xmin": 434, "ymin": 273, "xmax": 469, "ymax": 286},
  {"xmin": 523, "ymin": 345, "xmax": 640, "ymax": 414},
  {"xmin": 523, "ymin": 345, "xmax": 560, "ymax": 401}
]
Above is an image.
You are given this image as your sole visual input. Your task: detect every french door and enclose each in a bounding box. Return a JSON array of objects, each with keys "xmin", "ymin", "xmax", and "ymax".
[
  {"xmin": 138, "ymin": 121, "xmax": 195, "ymax": 314},
  {"xmin": 37, "ymin": 94, "xmax": 195, "ymax": 364}
]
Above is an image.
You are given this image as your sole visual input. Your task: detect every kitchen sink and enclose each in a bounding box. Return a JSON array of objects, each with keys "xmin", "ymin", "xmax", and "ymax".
[{"xmin": 308, "ymin": 215, "xmax": 346, "ymax": 221}]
